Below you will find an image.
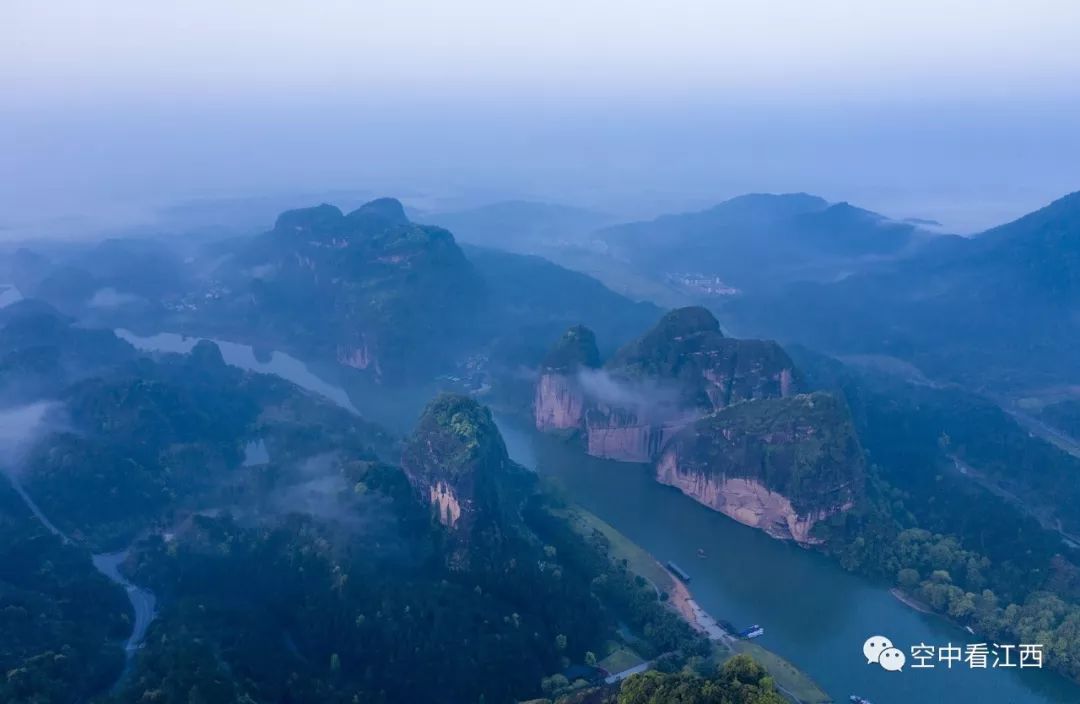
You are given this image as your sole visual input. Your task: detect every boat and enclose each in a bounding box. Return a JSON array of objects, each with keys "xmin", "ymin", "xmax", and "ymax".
[
  {"xmin": 849, "ymin": 696, "xmax": 872, "ymax": 704},
  {"xmin": 696, "ymin": 548, "xmax": 706, "ymax": 558},
  {"xmin": 737, "ymin": 624, "xmax": 764, "ymax": 639},
  {"xmin": 666, "ymin": 561, "xmax": 691, "ymax": 583}
]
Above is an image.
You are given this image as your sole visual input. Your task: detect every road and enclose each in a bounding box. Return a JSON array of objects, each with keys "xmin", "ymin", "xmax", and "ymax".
[{"xmin": 1004, "ymin": 407, "xmax": 1080, "ymax": 460}]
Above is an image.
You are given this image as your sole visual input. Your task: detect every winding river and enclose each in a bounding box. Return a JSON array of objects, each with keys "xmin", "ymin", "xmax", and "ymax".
[
  {"xmin": 496, "ymin": 413, "xmax": 1080, "ymax": 704},
  {"xmin": 117, "ymin": 329, "xmax": 1080, "ymax": 704},
  {"xmin": 1, "ymin": 399, "xmax": 157, "ymax": 680},
  {"xmin": 6, "ymin": 476, "xmax": 157, "ymax": 673}
]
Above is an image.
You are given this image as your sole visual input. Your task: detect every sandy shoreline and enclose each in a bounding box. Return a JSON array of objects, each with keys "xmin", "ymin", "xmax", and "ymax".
[
  {"xmin": 664, "ymin": 568, "xmax": 731, "ymax": 643},
  {"xmin": 890, "ymin": 587, "xmax": 933, "ymax": 614}
]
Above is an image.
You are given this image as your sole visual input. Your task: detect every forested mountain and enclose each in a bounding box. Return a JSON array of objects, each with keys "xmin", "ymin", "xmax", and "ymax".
[
  {"xmin": 727, "ymin": 191, "xmax": 1080, "ymax": 392},
  {"xmin": 594, "ymin": 193, "xmax": 942, "ymax": 293},
  {"xmin": 1, "ymin": 322, "xmax": 715, "ymax": 704},
  {"xmin": 532, "ymin": 307, "xmax": 863, "ymax": 544}
]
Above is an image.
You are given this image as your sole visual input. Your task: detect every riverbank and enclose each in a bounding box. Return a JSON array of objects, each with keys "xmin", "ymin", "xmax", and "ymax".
[
  {"xmin": 4, "ymin": 473, "xmax": 157, "ymax": 681},
  {"xmin": 889, "ymin": 587, "xmax": 932, "ymax": 614},
  {"xmin": 555, "ymin": 501, "xmax": 831, "ymax": 704}
]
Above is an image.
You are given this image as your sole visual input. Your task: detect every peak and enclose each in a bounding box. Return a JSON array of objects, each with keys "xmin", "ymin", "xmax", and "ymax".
[
  {"xmin": 979, "ymin": 189, "xmax": 1080, "ymax": 241},
  {"xmin": 274, "ymin": 203, "xmax": 344, "ymax": 231},
  {"xmin": 403, "ymin": 394, "xmax": 509, "ymax": 477},
  {"xmin": 0, "ymin": 298, "xmax": 68, "ymax": 326},
  {"xmin": 611, "ymin": 307, "xmax": 723, "ymax": 367},
  {"xmin": 189, "ymin": 339, "xmax": 226, "ymax": 367},
  {"xmin": 820, "ymin": 201, "xmax": 886, "ymax": 221},
  {"xmin": 347, "ymin": 197, "xmax": 409, "ymax": 225},
  {"xmin": 653, "ymin": 306, "xmax": 721, "ymax": 338},
  {"xmin": 1042, "ymin": 190, "xmax": 1080, "ymax": 216},
  {"xmin": 719, "ymin": 192, "xmax": 829, "ymax": 213},
  {"xmin": 542, "ymin": 325, "xmax": 600, "ymax": 371}
]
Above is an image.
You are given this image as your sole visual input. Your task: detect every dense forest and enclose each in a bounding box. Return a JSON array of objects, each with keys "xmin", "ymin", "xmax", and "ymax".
[
  {"xmin": 793, "ymin": 348, "xmax": 1080, "ymax": 680},
  {"xmin": 0, "ymin": 314, "xmax": 728, "ymax": 704}
]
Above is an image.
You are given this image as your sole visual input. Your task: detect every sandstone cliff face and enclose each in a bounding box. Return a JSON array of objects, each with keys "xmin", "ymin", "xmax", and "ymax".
[
  {"xmin": 583, "ymin": 406, "xmax": 690, "ymax": 463},
  {"xmin": 654, "ymin": 393, "xmax": 863, "ymax": 544},
  {"xmin": 656, "ymin": 452, "xmax": 850, "ymax": 543},
  {"xmin": 336, "ymin": 337, "xmax": 380, "ymax": 373},
  {"xmin": 534, "ymin": 309, "xmax": 801, "ymax": 464},
  {"xmin": 401, "ymin": 394, "xmax": 513, "ymax": 569},
  {"xmin": 429, "ymin": 481, "xmax": 463, "ymax": 527},
  {"xmin": 533, "ymin": 325, "xmax": 599, "ymax": 433},
  {"xmin": 534, "ymin": 373, "xmax": 587, "ymax": 431}
]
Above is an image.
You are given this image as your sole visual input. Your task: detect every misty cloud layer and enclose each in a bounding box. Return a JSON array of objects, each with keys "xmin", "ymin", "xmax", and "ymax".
[
  {"xmin": 577, "ymin": 368, "xmax": 691, "ymax": 424},
  {"xmin": 0, "ymin": 401, "xmax": 61, "ymax": 472}
]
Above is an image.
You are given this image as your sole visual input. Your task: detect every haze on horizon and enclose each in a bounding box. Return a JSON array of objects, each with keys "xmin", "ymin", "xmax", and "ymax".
[{"xmin": 4, "ymin": 0, "xmax": 1080, "ymax": 238}]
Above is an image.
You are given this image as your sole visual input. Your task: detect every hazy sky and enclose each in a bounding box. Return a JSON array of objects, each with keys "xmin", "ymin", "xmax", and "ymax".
[{"xmin": 5, "ymin": 1, "xmax": 1080, "ymax": 235}]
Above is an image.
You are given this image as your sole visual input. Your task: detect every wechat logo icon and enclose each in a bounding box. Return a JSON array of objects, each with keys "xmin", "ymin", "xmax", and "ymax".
[{"xmin": 864, "ymin": 635, "xmax": 905, "ymax": 672}]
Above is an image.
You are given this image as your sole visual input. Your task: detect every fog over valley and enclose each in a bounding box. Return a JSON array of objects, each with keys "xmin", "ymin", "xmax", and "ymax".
[{"xmin": 3, "ymin": 3, "xmax": 1080, "ymax": 704}]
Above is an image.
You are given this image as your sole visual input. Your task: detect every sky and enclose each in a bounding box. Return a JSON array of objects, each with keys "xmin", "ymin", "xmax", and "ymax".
[{"xmin": 4, "ymin": 1, "xmax": 1080, "ymax": 236}]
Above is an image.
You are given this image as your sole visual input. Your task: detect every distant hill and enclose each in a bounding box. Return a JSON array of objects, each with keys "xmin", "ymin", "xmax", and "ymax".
[
  {"xmin": 595, "ymin": 192, "xmax": 942, "ymax": 292},
  {"xmin": 213, "ymin": 198, "xmax": 487, "ymax": 381},
  {"xmin": 464, "ymin": 245, "xmax": 661, "ymax": 365},
  {"xmin": 726, "ymin": 190, "xmax": 1080, "ymax": 392}
]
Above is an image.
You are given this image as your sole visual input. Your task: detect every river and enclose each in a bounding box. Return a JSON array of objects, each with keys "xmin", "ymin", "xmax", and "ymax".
[
  {"xmin": 5, "ymin": 475, "xmax": 157, "ymax": 674},
  {"xmin": 495, "ymin": 413, "xmax": 1080, "ymax": 704},
  {"xmin": 117, "ymin": 329, "xmax": 1080, "ymax": 704}
]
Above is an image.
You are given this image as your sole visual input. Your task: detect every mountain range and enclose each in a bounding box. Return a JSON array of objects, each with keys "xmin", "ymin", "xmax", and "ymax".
[{"xmin": 727, "ymin": 190, "xmax": 1080, "ymax": 392}]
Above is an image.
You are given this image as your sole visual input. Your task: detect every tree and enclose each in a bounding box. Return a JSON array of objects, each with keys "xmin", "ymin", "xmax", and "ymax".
[{"xmin": 897, "ymin": 567, "xmax": 920, "ymax": 590}]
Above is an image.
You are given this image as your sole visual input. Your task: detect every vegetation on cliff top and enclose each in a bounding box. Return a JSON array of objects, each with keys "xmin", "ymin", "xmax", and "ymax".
[
  {"xmin": 401, "ymin": 393, "xmax": 511, "ymax": 480},
  {"xmin": 615, "ymin": 654, "xmax": 787, "ymax": 704},
  {"xmin": 219, "ymin": 198, "xmax": 487, "ymax": 380},
  {"xmin": 666, "ymin": 392, "xmax": 864, "ymax": 515},
  {"xmin": 793, "ymin": 347, "xmax": 1080, "ymax": 683},
  {"xmin": 542, "ymin": 325, "xmax": 601, "ymax": 372},
  {"xmin": 604, "ymin": 307, "xmax": 798, "ymax": 410}
]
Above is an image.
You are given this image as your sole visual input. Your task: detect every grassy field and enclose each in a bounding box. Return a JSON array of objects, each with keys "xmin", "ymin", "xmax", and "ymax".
[
  {"xmin": 597, "ymin": 646, "xmax": 646, "ymax": 674},
  {"xmin": 554, "ymin": 504, "xmax": 676, "ymax": 595}
]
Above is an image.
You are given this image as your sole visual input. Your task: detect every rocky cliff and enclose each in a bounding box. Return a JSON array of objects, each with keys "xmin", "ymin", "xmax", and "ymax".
[
  {"xmin": 605, "ymin": 306, "xmax": 797, "ymax": 412},
  {"xmin": 655, "ymin": 392, "xmax": 863, "ymax": 544},
  {"xmin": 534, "ymin": 308, "xmax": 800, "ymax": 462},
  {"xmin": 534, "ymin": 325, "xmax": 599, "ymax": 432},
  {"xmin": 400, "ymin": 394, "xmax": 516, "ymax": 569},
  {"xmin": 220, "ymin": 198, "xmax": 485, "ymax": 381}
]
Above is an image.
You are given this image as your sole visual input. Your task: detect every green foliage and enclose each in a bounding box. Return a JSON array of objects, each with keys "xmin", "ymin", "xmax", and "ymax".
[
  {"xmin": 0, "ymin": 481, "xmax": 129, "ymax": 704},
  {"xmin": 792, "ymin": 348, "xmax": 1080, "ymax": 682},
  {"xmin": 616, "ymin": 655, "xmax": 785, "ymax": 704},
  {"xmin": 668, "ymin": 392, "xmax": 864, "ymax": 514},
  {"xmin": 524, "ymin": 495, "xmax": 708, "ymax": 660},
  {"xmin": 541, "ymin": 325, "xmax": 601, "ymax": 372},
  {"xmin": 605, "ymin": 307, "xmax": 798, "ymax": 411},
  {"xmin": 403, "ymin": 394, "xmax": 509, "ymax": 478},
  {"xmin": 224, "ymin": 200, "xmax": 486, "ymax": 381},
  {"xmin": 21, "ymin": 349, "xmax": 387, "ymax": 549}
]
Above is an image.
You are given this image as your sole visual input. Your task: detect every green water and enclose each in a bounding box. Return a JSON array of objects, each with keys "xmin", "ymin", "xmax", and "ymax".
[
  {"xmin": 495, "ymin": 414, "xmax": 1080, "ymax": 704},
  {"xmin": 115, "ymin": 329, "xmax": 1080, "ymax": 703}
]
